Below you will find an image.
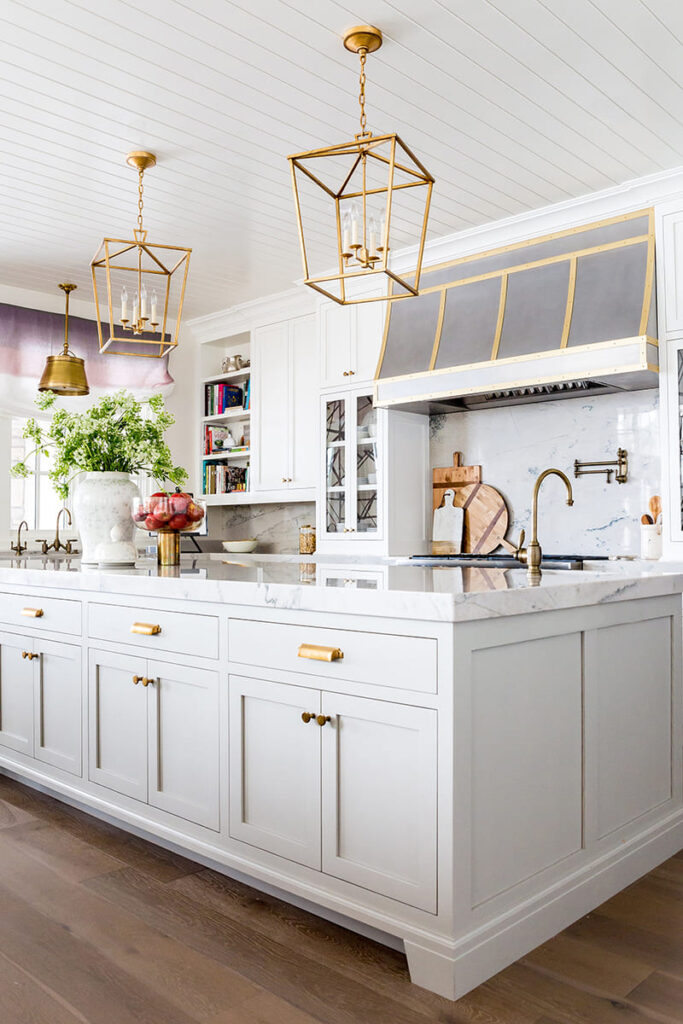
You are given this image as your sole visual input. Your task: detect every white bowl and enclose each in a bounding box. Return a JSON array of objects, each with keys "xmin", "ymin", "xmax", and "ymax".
[{"xmin": 222, "ymin": 539, "xmax": 258, "ymax": 553}]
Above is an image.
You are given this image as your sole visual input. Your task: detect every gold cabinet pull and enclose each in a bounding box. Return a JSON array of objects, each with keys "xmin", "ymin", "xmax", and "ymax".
[
  {"xmin": 132, "ymin": 675, "xmax": 142, "ymax": 685},
  {"xmin": 22, "ymin": 651, "xmax": 38, "ymax": 661},
  {"xmin": 131, "ymin": 622, "xmax": 161, "ymax": 636},
  {"xmin": 316, "ymin": 715, "xmax": 331, "ymax": 727},
  {"xmin": 297, "ymin": 643, "xmax": 343, "ymax": 663},
  {"xmin": 141, "ymin": 677, "xmax": 154, "ymax": 687},
  {"xmin": 301, "ymin": 711, "xmax": 315, "ymax": 723},
  {"xmin": 22, "ymin": 607, "xmax": 44, "ymax": 618}
]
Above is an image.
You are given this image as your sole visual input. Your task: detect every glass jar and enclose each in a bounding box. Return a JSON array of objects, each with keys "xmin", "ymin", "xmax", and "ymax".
[{"xmin": 299, "ymin": 524, "xmax": 316, "ymax": 555}]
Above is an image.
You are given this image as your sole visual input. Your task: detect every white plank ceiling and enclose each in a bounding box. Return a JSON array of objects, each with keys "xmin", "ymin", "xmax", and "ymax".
[{"xmin": 2, "ymin": 0, "xmax": 683, "ymax": 317}]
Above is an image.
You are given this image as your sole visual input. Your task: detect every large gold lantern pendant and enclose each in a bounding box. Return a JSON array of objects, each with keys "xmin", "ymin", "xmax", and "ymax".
[
  {"xmin": 288, "ymin": 26, "xmax": 434, "ymax": 306},
  {"xmin": 91, "ymin": 152, "xmax": 191, "ymax": 358}
]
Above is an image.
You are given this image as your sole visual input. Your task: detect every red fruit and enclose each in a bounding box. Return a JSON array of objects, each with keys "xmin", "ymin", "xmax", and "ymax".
[
  {"xmin": 133, "ymin": 506, "xmax": 147, "ymax": 523},
  {"xmin": 168, "ymin": 513, "xmax": 189, "ymax": 530},
  {"xmin": 186, "ymin": 501, "xmax": 204, "ymax": 523},
  {"xmin": 144, "ymin": 514, "xmax": 163, "ymax": 531},
  {"xmin": 154, "ymin": 498, "xmax": 172, "ymax": 523},
  {"xmin": 171, "ymin": 494, "xmax": 190, "ymax": 515}
]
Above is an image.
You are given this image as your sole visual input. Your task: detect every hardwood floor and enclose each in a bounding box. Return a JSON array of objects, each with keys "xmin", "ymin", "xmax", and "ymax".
[{"xmin": 0, "ymin": 774, "xmax": 682, "ymax": 1024}]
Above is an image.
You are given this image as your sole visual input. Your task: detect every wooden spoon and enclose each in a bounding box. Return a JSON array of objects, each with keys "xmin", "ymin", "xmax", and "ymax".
[
  {"xmin": 641, "ymin": 513, "xmax": 654, "ymax": 525},
  {"xmin": 649, "ymin": 495, "xmax": 662, "ymax": 523}
]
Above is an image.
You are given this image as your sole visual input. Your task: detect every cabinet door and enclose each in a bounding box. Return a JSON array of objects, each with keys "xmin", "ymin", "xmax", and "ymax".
[
  {"xmin": 147, "ymin": 660, "xmax": 220, "ymax": 830},
  {"xmin": 353, "ymin": 301, "xmax": 385, "ymax": 384},
  {"xmin": 321, "ymin": 693, "xmax": 437, "ymax": 912},
  {"xmin": 289, "ymin": 315, "xmax": 317, "ymax": 490},
  {"xmin": 88, "ymin": 649, "xmax": 148, "ymax": 801},
  {"xmin": 323, "ymin": 394, "xmax": 349, "ymax": 535},
  {"xmin": 34, "ymin": 638, "xmax": 81, "ymax": 776},
  {"xmin": 253, "ymin": 322, "xmax": 290, "ymax": 491},
  {"xmin": 320, "ymin": 301, "xmax": 353, "ymax": 389},
  {"xmin": 0, "ymin": 632, "xmax": 34, "ymax": 756},
  {"xmin": 229, "ymin": 675, "xmax": 321, "ymax": 868}
]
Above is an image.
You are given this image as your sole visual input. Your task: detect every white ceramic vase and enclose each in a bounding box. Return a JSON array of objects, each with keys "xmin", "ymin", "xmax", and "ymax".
[{"xmin": 73, "ymin": 472, "xmax": 139, "ymax": 565}]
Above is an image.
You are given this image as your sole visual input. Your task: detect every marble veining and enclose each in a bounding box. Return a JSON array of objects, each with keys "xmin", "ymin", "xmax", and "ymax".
[
  {"xmin": 0, "ymin": 554, "xmax": 679, "ymax": 624},
  {"xmin": 430, "ymin": 390, "xmax": 660, "ymax": 557},
  {"xmin": 205, "ymin": 501, "xmax": 316, "ymax": 554}
]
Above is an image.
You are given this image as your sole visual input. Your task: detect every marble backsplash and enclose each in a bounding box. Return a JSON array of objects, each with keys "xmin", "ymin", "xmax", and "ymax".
[
  {"xmin": 430, "ymin": 389, "xmax": 661, "ymax": 557},
  {"xmin": 205, "ymin": 501, "xmax": 316, "ymax": 554}
]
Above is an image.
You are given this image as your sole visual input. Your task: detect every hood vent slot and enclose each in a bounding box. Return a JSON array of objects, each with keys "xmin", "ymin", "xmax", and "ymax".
[{"xmin": 375, "ymin": 209, "xmax": 657, "ymax": 413}]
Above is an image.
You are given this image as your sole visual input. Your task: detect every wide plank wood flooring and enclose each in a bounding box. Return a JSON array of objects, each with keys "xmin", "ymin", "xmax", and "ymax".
[{"xmin": 0, "ymin": 773, "xmax": 682, "ymax": 1024}]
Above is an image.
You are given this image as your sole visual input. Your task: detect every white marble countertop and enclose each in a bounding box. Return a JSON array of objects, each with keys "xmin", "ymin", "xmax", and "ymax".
[{"xmin": 0, "ymin": 553, "xmax": 680, "ymax": 623}]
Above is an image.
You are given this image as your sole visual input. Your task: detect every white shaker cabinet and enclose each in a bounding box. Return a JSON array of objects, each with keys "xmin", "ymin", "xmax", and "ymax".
[
  {"xmin": 89, "ymin": 649, "xmax": 220, "ymax": 829},
  {"xmin": 319, "ymin": 300, "xmax": 385, "ymax": 390},
  {"xmin": 228, "ymin": 674, "xmax": 437, "ymax": 912},
  {"xmin": 252, "ymin": 315, "xmax": 317, "ymax": 495},
  {"xmin": 0, "ymin": 631, "xmax": 80, "ymax": 773}
]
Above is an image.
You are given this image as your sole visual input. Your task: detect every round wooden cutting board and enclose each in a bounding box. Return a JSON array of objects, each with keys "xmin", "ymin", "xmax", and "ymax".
[{"xmin": 450, "ymin": 482, "xmax": 509, "ymax": 554}]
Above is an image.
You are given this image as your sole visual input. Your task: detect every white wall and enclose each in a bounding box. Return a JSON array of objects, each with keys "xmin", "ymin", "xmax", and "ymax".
[{"xmin": 430, "ymin": 389, "xmax": 660, "ymax": 557}]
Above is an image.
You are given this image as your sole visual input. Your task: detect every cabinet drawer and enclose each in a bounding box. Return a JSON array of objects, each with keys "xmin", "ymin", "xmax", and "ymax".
[
  {"xmin": 88, "ymin": 603, "xmax": 219, "ymax": 660},
  {"xmin": 0, "ymin": 592, "xmax": 81, "ymax": 635},
  {"xmin": 228, "ymin": 618, "xmax": 437, "ymax": 693}
]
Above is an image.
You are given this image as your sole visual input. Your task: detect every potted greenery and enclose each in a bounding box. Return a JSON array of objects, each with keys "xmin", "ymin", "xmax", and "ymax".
[{"xmin": 12, "ymin": 390, "xmax": 187, "ymax": 564}]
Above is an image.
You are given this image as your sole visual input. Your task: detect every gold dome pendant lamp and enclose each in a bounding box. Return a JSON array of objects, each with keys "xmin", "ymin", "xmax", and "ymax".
[
  {"xmin": 288, "ymin": 25, "xmax": 434, "ymax": 305},
  {"xmin": 90, "ymin": 151, "xmax": 191, "ymax": 358},
  {"xmin": 38, "ymin": 283, "xmax": 90, "ymax": 396}
]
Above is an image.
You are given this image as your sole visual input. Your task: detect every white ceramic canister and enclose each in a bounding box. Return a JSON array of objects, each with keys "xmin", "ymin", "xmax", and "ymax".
[
  {"xmin": 640, "ymin": 522, "xmax": 662, "ymax": 560},
  {"xmin": 73, "ymin": 472, "xmax": 140, "ymax": 565}
]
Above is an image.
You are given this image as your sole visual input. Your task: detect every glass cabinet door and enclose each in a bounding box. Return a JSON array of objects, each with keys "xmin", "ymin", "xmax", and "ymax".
[
  {"xmin": 325, "ymin": 398, "xmax": 346, "ymax": 534},
  {"xmin": 354, "ymin": 395, "xmax": 378, "ymax": 535}
]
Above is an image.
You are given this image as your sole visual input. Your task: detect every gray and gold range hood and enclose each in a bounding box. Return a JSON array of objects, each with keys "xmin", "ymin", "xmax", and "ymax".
[{"xmin": 374, "ymin": 209, "xmax": 657, "ymax": 413}]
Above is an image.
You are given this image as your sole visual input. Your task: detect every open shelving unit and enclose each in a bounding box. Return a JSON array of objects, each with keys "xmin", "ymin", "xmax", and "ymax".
[{"xmin": 199, "ymin": 332, "xmax": 252, "ymax": 503}]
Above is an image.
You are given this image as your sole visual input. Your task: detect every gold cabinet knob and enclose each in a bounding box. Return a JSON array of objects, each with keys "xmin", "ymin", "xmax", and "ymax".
[
  {"xmin": 316, "ymin": 715, "xmax": 331, "ymax": 727},
  {"xmin": 133, "ymin": 675, "xmax": 142, "ymax": 685},
  {"xmin": 348, "ymin": 370, "xmax": 355, "ymax": 376},
  {"xmin": 21, "ymin": 650, "xmax": 27, "ymax": 659},
  {"xmin": 282, "ymin": 477, "xmax": 287, "ymax": 483},
  {"xmin": 343, "ymin": 371, "xmax": 349, "ymax": 376},
  {"xmin": 301, "ymin": 711, "xmax": 315, "ymax": 724},
  {"xmin": 141, "ymin": 677, "xmax": 154, "ymax": 687},
  {"xmin": 29, "ymin": 653, "xmax": 39, "ymax": 661}
]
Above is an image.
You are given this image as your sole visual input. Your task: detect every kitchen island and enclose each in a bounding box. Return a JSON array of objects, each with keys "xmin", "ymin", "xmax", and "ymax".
[{"xmin": 0, "ymin": 554, "xmax": 680, "ymax": 1001}]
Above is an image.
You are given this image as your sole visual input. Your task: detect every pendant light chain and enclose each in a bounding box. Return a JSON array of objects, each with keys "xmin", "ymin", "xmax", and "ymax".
[
  {"xmin": 358, "ymin": 48, "xmax": 369, "ymax": 137},
  {"xmin": 137, "ymin": 167, "xmax": 145, "ymax": 234}
]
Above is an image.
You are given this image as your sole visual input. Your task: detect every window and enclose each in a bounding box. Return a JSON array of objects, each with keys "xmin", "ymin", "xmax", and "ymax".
[{"xmin": 10, "ymin": 417, "xmax": 67, "ymax": 531}]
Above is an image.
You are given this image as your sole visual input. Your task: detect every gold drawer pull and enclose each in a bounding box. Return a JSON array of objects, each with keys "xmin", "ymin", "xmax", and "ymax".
[
  {"xmin": 131, "ymin": 622, "xmax": 161, "ymax": 636},
  {"xmin": 22, "ymin": 607, "xmax": 44, "ymax": 618},
  {"xmin": 132, "ymin": 675, "xmax": 142, "ymax": 685},
  {"xmin": 298, "ymin": 643, "xmax": 343, "ymax": 662},
  {"xmin": 22, "ymin": 651, "xmax": 38, "ymax": 661},
  {"xmin": 141, "ymin": 677, "xmax": 154, "ymax": 687}
]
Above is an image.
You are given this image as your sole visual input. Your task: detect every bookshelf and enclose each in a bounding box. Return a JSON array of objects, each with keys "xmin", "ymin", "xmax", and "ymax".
[{"xmin": 199, "ymin": 332, "xmax": 252, "ymax": 501}]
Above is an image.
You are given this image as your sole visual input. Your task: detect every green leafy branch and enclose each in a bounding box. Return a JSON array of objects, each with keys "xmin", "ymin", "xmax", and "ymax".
[{"xmin": 11, "ymin": 390, "xmax": 187, "ymax": 501}]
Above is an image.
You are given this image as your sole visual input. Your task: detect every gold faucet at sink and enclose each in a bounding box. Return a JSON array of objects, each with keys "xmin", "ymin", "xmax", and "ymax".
[
  {"xmin": 39, "ymin": 507, "xmax": 75, "ymax": 554},
  {"xmin": 10, "ymin": 520, "xmax": 28, "ymax": 556},
  {"xmin": 515, "ymin": 469, "xmax": 574, "ymax": 583}
]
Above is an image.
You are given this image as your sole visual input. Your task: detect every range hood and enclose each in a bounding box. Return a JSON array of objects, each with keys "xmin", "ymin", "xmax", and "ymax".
[{"xmin": 374, "ymin": 209, "xmax": 658, "ymax": 413}]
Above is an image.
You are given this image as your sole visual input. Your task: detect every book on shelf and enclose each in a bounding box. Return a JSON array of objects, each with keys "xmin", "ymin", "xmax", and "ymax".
[
  {"xmin": 204, "ymin": 382, "xmax": 243, "ymax": 416},
  {"xmin": 244, "ymin": 377, "xmax": 251, "ymax": 411},
  {"xmin": 204, "ymin": 425, "xmax": 250, "ymax": 455},
  {"xmin": 202, "ymin": 462, "xmax": 249, "ymax": 495}
]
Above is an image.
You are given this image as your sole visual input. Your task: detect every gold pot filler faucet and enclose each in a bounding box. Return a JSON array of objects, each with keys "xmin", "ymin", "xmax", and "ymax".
[{"xmin": 514, "ymin": 469, "xmax": 575, "ymax": 584}]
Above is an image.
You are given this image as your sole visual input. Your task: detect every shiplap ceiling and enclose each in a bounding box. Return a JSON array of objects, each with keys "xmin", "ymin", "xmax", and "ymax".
[{"xmin": 3, "ymin": 0, "xmax": 683, "ymax": 317}]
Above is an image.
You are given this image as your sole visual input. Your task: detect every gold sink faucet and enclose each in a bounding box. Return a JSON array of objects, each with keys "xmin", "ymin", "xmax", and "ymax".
[
  {"xmin": 42, "ymin": 507, "xmax": 74, "ymax": 554},
  {"xmin": 515, "ymin": 469, "xmax": 574, "ymax": 583},
  {"xmin": 11, "ymin": 520, "xmax": 28, "ymax": 556}
]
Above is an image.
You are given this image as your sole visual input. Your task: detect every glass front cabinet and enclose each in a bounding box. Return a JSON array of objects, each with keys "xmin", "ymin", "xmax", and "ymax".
[{"xmin": 320, "ymin": 390, "xmax": 383, "ymax": 546}]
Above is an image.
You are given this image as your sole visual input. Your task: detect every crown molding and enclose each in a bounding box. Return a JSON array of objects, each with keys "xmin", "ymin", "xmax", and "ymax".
[{"xmin": 186, "ymin": 286, "xmax": 315, "ymax": 343}]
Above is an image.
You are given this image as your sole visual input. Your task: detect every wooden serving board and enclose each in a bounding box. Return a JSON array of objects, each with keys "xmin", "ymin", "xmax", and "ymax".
[
  {"xmin": 451, "ymin": 482, "xmax": 509, "ymax": 554},
  {"xmin": 433, "ymin": 452, "xmax": 481, "ymax": 511}
]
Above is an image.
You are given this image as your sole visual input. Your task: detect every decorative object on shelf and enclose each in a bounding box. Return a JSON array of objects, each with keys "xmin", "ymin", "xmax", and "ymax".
[
  {"xmin": 133, "ymin": 489, "xmax": 206, "ymax": 566},
  {"xmin": 38, "ymin": 283, "xmax": 89, "ymax": 396},
  {"xmin": 299, "ymin": 524, "xmax": 316, "ymax": 555},
  {"xmin": 91, "ymin": 151, "xmax": 191, "ymax": 358},
  {"xmin": 574, "ymin": 448, "xmax": 628, "ymax": 484},
  {"xmin": 11, "ymin": 390, "xmax": 187, "ymax": 565},
  {"xmin": 222, "ymin": 354, "xmax": 246, "ymax": 372},
  {"xmin": 288, "ymin": 24, "xmax": 434, "ymax": 306}
]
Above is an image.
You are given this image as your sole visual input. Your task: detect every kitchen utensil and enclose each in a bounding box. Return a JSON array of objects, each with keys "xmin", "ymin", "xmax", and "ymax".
[
  {"xmin": 222, "ymin": 539, "xmax": 258, "ymax": 553},
  {"xmin": 432, "ymin": 452, "xmax": 482, "ymax": 511},
  {"xmin": 641, "ymin": 523, "xmax": 662, "ymax": 560},
  {"xmin": 449, "ymin": 482, "xmax": 509, "ymax": 554},
  {"xmin": 641, "ymin": 513, "xmax": 654, "ymax": 525},
  {"xmin": 649, "ymin": 495, "xmax": 662, "ymax": 522},
  {"xmin": 432, "ymin": 489, "xmax": 464, "ymax": 555}
]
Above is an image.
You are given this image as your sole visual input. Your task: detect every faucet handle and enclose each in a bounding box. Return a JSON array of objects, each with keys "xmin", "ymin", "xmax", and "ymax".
[
  {"xmin": 514, "ymin": 529, "xmax": 527, "ymax": 563},
  {"xmin": 35, "ymin": 540, "xmax": 49, "ymax": 554}
]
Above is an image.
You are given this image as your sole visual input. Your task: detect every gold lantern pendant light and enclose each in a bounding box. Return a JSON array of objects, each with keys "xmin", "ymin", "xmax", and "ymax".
[
  {"xmin": 39, "ymin": 283, "xmax": 89, "ymax": 396},
  {"xmin": 90, "ymin": 151, "xmax": 191, "ymax": 358},
  {"xmin": 288, "ymin": 25, "xmax": 434, "ymax": 306}
]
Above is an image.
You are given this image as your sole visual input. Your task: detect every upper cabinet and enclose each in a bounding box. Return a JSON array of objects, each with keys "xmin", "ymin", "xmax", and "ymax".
[
  {"xmin": 319, "ymin": 300, "xmax": 386, "ymax": 390},
  {"xmin": 252, "ymin": 315, "xmax": 317, "ymax": 496},
  {"xmin": 659, "ymin": 207, "xmax": 683, "ymax": 336}
]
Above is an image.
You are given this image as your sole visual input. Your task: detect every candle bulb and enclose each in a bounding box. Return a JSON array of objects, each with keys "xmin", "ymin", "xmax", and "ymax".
[
  {"xmin": 341, "ymin": 209, "xmax": 351, "ymax": 255},
  {"xmin": 350, "ymin": 200, "xmax": 361, "ymax": 248},
  {"xmin": 133, "ymin": 291, "xmax": 139, "ymax": 325},
  {"xmin": 150, "ymin": 289, "xmax": 158, "ymax": 326},
  {"xmin": 120, "ymin": 285, "xmax": 128, "ymax": 322},
  {"xmin": 140, "ymin": 284, "xmax": 148, "ymax": 320},
  {"xmin": 368, "ymin": 214, "xmax": 379, "ymax": 259}
]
